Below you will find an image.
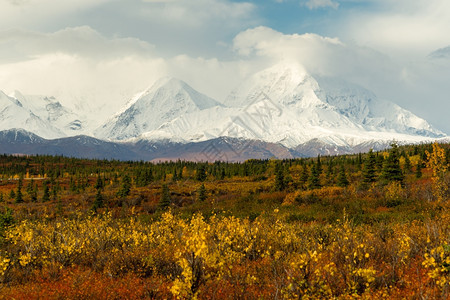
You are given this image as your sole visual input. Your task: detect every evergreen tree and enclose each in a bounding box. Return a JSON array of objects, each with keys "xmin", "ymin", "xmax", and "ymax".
[
  {"xmin": 362, "ymin": 149, "xmax": 377, "ymax": 187},
  {"xmin": 316, "ymin": 155, "xmax": 322, "ymax": 174},
  {"xmin": 93, "ymin": 189, "xmax": 104, "ymax": 212},
  {"xmin": 274, "ymin": 163, "xmax": 286, "ymax": 191},
  {"xmin": 336, "ymin": 165, "xmax": 350, "ymax": 187},
  {"xmin": 117, "ymin": 175, "xmax": 131, "ymax": 197},
  {"xmin": 26, "ymin": 179, "xmax": 34, "ymax": 195},
  {"xmin": 42, "ymin": 181, "xmax": 50, "ymax": 202},
  {"xmin": 381, "ymin": 143, "xmax": 404, "ymax": 185},
  {"xmin": 159, "ymin": 184, "xmax": 171, "ymax": 210},
  {"xmin": 220, "ymin": 168, "xmax": 226, "ymax": 180},
  {"xmin": 0, "ymin": 192, "xmax": 3, "ymax": 202},
  {"xmin": 172, "ymin": 169, "xmax": 178, "ymax": 182},
  {"xmin": 15, "ymin": 177, "xmax": 23, "ymax": 203},
  {"xmin": 415, "ymin": 159, "xmax": 423, "ymax": 179},
  {"xmin": 197, "ymin": 184, "xmax": 207, "ymax": 202},
  {"xmin": 325, "ymin": 162, "xmax": 334, "ymax": 185},
  {"xmin": 30, "ymin": 184, "xmax": 38, "ymax": 202},
  {"xmin": 196, "ymin": 165, "xmax": 207, "ymax": 182},
  {"xmin": 300, "ymin": 165, "xmax": 309, "ymax": 184},
  {"xmin": 403, "ymin": 153, "xmax": 412, "ymax": 174},
  {"xmin": 308, "ymin": 162, "xmax": 321, "ymax": 190},
  {"xmin": 94, "ymin": 175, "xmax": 104, "ymax": 190},
  {"xmin": 9, "ymin": 189, "xmax": 15, "ymax": 200}
]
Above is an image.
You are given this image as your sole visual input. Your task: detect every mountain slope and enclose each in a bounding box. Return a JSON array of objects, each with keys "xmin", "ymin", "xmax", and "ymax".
[
  {"xmin": 95, "ymin": 77, "xmax": 223, "ymax": 141},
  {"xmin": 10, "ymin": 91, "xmax": 85, "ymax": 136},
  {"xmin": 0, "ymin": 91, "xmax": 67, "ymax": 139},
  {"xmin": 141, "ymin": 63, "xmax": 444, "ymax": 148}
]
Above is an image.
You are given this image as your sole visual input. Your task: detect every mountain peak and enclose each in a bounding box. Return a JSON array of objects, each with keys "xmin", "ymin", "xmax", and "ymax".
[{"xmin": 95, "ymin": 77, "xmax": 221, "ymax": 141}]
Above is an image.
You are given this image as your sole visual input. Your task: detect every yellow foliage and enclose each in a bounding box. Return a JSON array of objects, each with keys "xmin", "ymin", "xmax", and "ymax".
[{"xmin": 426, "ymin": 142, "xmax": 449, "ymax": 202}]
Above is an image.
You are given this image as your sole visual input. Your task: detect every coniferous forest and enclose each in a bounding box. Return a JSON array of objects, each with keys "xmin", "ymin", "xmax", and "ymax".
[{"xmin": 0, "ymin": 142, "xmax": 449, "ymax": 299}]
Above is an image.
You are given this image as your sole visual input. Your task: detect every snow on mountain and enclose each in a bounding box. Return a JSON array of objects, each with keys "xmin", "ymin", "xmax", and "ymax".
[
  {"xmin": 140, "ymin": 63, "xmax": 445, "ymax": 148},
  {"xmin": 0, "ymin": 62, "xmax": 446, "ymax": 156},
  {"xmin": 10, "ymin": 91, "xmax": 85, "ymax": 135},
  {"xmin": 0, "ymin": 91, "xmax": 67, "ymax": 139},
  {"xmin": 95, "ymin": 77, "xmax": 223, "ymax": 141},
  {"xmin": 314, "ymin": 77, "xmax": 443, "ymax": 138}
]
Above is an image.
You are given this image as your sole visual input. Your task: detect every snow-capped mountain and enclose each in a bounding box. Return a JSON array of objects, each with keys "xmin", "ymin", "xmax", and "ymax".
[
  {"xmin": 0, "ymin": 62, "xmax": 446, "ymax": 160},
  {"xmin": 95, "ymin": 77, "xmax": 222, "ymax": 141},
  {"xmin": 138, "ymin": 63, "xmax": 444, "ymax": 148},
  {"xmin": 0, "ymin": 90, "xmax": 85, "ymax": 139}
]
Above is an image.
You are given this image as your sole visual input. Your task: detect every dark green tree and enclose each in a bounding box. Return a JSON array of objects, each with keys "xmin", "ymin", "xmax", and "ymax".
[
  {"xmin": 117, "ymin": 174, "xmax": 131, "ymax": 197},
  {"xmin": 26, "ymin": 179, "xmax": 34, "ymax": 195},
  {"xmin": 196, "ymin": 165, "xmax": 207, "ymax": 182},
  {"xmin": 316, "ymin": 155, "xmax": 322, "ymax": 174},
  {"xmin": 30, "ymin": 184, "xmax": 38, "ymax": 202},
  {"xmin": 336, "ymin": 165, "xmax": 350, "ymax": 187},
  {"xmin": 381, "ymin": 143, "xmax": 404, "ymax": 185},
  {"xmin": 15, "ymin": 177, "xmax": 23, "ymax": 203},
  {"xmin": 92, "ymin": 189, "xmax": 104, "ymax": 212},
  {"xmin": 415, "ymin": 159, "xmax": 423, "ymax": 179},
  {"xmin": 300, "ymin": 165, "xmax": 309, "ymax": 185},
  {"xmin": 197, "ymin": 184, "xmax": 207, "ymax": 202},
  {"xmin": 42, "ymin": 181, "xmax": 50, "ymax": 202},
  {"xmin": 9, "ymin": 189, "xmax": 15, "ymax": 200},
  {"xmin": 94, "ymin": 175, "xmax": 104, "ymax": 190},
  {"xmin": 159, "ymin": 184, "xmax": 171, "ymax": 210},
  {"xmin": 274, "ymin": 163, "xmax": 286, "ymax": 191},
  {"xmin": 403, "ymin": 153, "xmax": 412, "ymax": 174},
  {"xmin": 172, "ymin": 169, "xmax": 178, "ymax": 182},
  {"xmin": 308, "ymin": 162, "xmax": 321, "ymax": 190},
  {"xmin": 362, "ymin": 149, "xmax": 377, "ymax": 187}
]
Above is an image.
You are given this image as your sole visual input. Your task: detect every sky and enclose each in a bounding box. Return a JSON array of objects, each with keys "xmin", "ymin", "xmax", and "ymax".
[{"xmin": 0, "ymin": 0, "xmax": 449, "ymax": 133}]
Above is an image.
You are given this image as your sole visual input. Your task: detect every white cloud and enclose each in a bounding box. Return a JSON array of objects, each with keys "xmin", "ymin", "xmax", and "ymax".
[
  {"xmin": 0, "ymin": 27, "xmax": 166, "ymax": 121},
  {"xmin": 338, "ymin": 0, "xmax": 450, "ymax": 58},
  {"xmin": 232, "ymin": 26, "xmax": 450, "ymax": 133},
  {"xmin": 0, "ymin": 0, "xmax": 112, "ymax": 29},
  {"xmin": 0, "ymin": 27, "xmax": 155, "ymax": 63},
  {"xmin": 138, "ymin": 0, "xmax": 256, "ymax": 28},
  {"xmin": 304, "ymin": 0, "xmax": 339, "ymax": 10},
  {"xmin": 232, "ymin": 26, "xmax": 392, "ymax": 84}
]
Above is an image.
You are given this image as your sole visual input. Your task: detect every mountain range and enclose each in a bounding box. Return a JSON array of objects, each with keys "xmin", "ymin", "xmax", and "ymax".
[{"xmin": 0, "ymin": 63, "xmax": 446, "ymax": 161}]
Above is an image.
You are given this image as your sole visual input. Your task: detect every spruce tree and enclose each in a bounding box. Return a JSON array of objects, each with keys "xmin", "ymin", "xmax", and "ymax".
[
  {"xmin": 362, "ymin": 149, "xmax": 377, "ymax": 187},
  {"xmin": 30, "ymin": 184, "xmax": 38, "ymax": 202},
  {"xmin": 316, "ymin": 155, "xmax": 322, "ymax": 174},
  {"xmin": 42, "ymin": 182, "xmax": 50, "ymax": 202},
  {"xmin": 415, "ymin": 160, "xmax": 423, "ymax": 179},
  {"xmin": 93, "ymin": 189, "xmax": 104, "ymax": 212},
  {"xmin": 274, "ymin": 163, "xmax": 286, "ymax": 191},
  {"xmin": 94, "ymin": 175, "xmax": 104, "ymax": 190},
  {"xmin": 159, "ymin": 184, "xmax": 171, "ymax": 210},
  {"xmin": 325, "ymin": 161, "xmax": 334, "ymax": 185},
  {"xmin": 15, "ymin": 177, "xmax": 23, "ymax": 203},
  {"xmin": 300, "ymin": 165, "xmax": 309, "ymax": 184},
  {"xmin": 172, "ymin": 169, "xmax": 178, "ymax": 182},
  {"xmin": 308, "ymin": 162, "xmax": 321, "ymax": 190},
  {"xmin": 196, "ymin": 165, "xmax": 207, "ymax": 182},
  {"xmin": 381, "ymin": 143, "xmax": 404, "ymax": 185},
  {"xmin": 117, "ymin": 175, "xmax": 131, "ymax": 197},
  {"xmin": 197, "ymin": 184, "xmax": 207, "ymax": 202},
  {"xmin": 403, "ymin": 153, "xmax": 412, "ymax": 174},
  {"xmin": 336, "ymin": 165, "xmax": 350, "ymax": 187}
]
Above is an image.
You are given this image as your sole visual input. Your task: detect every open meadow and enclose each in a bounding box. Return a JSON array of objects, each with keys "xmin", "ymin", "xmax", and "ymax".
[{"xmin": 0, "ymin": 142, "xmax": 449, "ymax": 299}]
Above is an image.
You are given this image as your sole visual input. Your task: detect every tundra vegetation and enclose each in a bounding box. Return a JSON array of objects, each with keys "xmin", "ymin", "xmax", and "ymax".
[{"xmin": 0, "ymin": 142, "xmax": 449, "ymax": 299}]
